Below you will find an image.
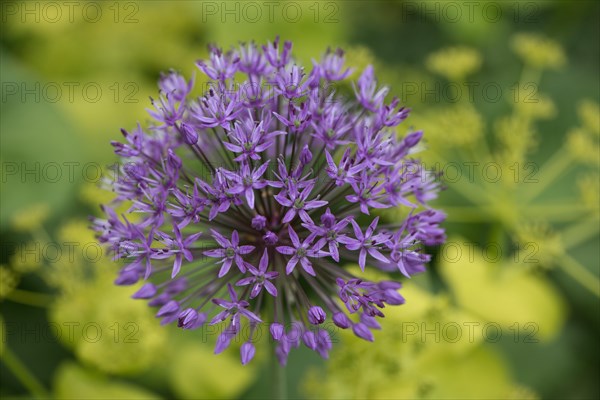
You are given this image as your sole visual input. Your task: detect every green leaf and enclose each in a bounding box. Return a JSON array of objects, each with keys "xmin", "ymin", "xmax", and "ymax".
[
  {"xmin": 439, "ymin": 237, "xmax": 567, "ymax": 341},
  {"xmin": 53, "ymin": 362, "xmax": 160, "ymax": 399},
  {"xmin": 0, "ymin": 52, "xmax": 85, "ymax": 228}
]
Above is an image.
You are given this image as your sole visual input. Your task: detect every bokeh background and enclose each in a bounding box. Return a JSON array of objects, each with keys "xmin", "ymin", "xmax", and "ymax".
[{"xmin": 1, "ymin": 1, "xmax": 599, "ymax": 399}]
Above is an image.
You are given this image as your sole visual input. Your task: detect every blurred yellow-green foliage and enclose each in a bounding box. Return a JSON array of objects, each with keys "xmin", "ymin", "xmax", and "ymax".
[{"xmin": 1, "ymin": 1, "xmax": 598, "ymax": 399}]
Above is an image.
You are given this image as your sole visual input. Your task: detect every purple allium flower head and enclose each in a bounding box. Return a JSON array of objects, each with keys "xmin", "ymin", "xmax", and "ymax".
[{"xmin": 93, "ymin": 38, "xmax": 445, "ymax": 365}]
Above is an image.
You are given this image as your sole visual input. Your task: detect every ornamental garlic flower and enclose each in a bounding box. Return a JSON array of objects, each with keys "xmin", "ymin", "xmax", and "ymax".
[{"xmin": 92, "ymin": 38, "xmax": 446, "ymax": 365}]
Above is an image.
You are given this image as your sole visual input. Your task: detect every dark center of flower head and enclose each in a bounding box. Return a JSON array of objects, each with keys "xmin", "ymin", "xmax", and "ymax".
[
  {"xmin": 293, "ymin": 199, "xmax": 305, "ymax": 209},
  {"xmin": 244, "ymin": 142, "xmax": 254, "ymax": 151},
  {"xmin": 296, "ymin": 247, "xmax": 307, "ymax": 258},
  {"xmin": 284, "ymin": 177, "xmax": 297, "ymax": 187},
  {"xmin": 327, "ymin": 230, "xmax": 337, "ymax": 240},
  {"xmin": 226, "ymin": 247, "xmax": 236, "ymax": 258},
  {"xmin": 243, "ymin": 176, "xmax": 254, "ymax": 186},
  {"xmin": 327, "ymin": 128, "xmax": 335, "ymax": 138}
]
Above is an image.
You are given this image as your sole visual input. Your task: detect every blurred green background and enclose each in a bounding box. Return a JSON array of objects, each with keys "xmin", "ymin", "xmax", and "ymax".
[{"xmin": 1, "ymin": 1, "xmax": 598, "ymax": 399}]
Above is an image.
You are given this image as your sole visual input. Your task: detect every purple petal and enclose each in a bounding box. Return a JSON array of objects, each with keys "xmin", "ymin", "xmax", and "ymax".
[
  {"xmin": 276, "ymin": 246, "xmax": 296, "ymax": 256},
  {"xmin": 288, "ymin": 226, "xmax": 300, "ymax": 247},
  {"xmin": 308, "ymin": 306, "xmax": 326, "ymax": 325},
  {"xmin": 350, "ymin": 219, "xmax": 363, "ymax": 240},
  {"xmin": 238, "ymin": 245, "xmax": 255, "ymax": 254},
  {"xmin": 250, "ymin": 283, "xmax": 262, "ymax": 299},
  {"xmin": 258, "ymin": 249, "xmax": 269, "ymax": 273},
  {"xmin": 359, "ymin": 249, "xmax": 367, "ymax": 271},
  {"xmin": 240, "ymin": 342, "xmax": 256, "ymax": 365},
  {"xmin": 368, "ymin": 248, "xmax": 389, "ymax": 263},
  {"xmin": 302, "ymin": 331, "xmax": 317, "ymax": 350},
  {"xmin": 227, "ymin": 283, "xmax": 238, "ymax": 302},
  {"xmin": 352, "ymin": 322, "xmax": 374, "ymax": 341},
  {"xmin": 304, "ymin": 200, "xmax": 328, "ymax": 210},
  {"xmin": 333, "ymin": 312, "xmax": 351, "ymax": 329},
  {"xmin": 172, "ymin": 255, "xmax": 183, "ymax": 278},
  {"xmin": 218, "ymin": 259, "xmax": 233, "ymax": 277},
  {"xmin": 360, "ymin": 313, "xmax": 381, "ymax": 330},
  {"xmin": 300, "ymin": 257, "xmax": 316, "ymax": 276},
  {"xmin": 245, "ymin": 189, "xmax": 255, "ymax": 209},
  {"xmin": 231, "ymin": 230, "xmax": 240, "ymax": 247},
  {"xmin": 204, "ymin": 248, "xmax": 226, "ymax": 258},
  {"xmin": 156, "ymin": 300, "xmax": 179, "ymax": 317},
  {"xmin": 274, "ymin": 193, "xmax": 293, "ymax": 207},
  {"xmin": 236, "ymin": 277, "xmax": 256, "ymax": 286},
  {"xmin": 270, "ymin": 323, "xmax": 284, "ymax": 341},
  {"xmin": 239, "ymin": 308, "xmax": 262, "ymax": 323},
  {"xmin": 264, "ymin": 280, "xmax": 278, "ymax": 297},
  {"xmin": 285, "ymin": 257, "xmax": 299, "ymax": 274},
  {"xmin": 282, "ymin": 208, "xmax": 297, "ymax": 223},
  {"xmin": 215, "ymin": 331, "xmax": 234, "ymax": 354},
  {"xmin": 367, "ymin": 216, "xmax": 380, "ymax": 236},
  {"xmin": 132, "ymin": 283, "xmax": 157, "ymax": 299},
  {"xmin": 329, "ymin": 243, "xmax": 340, "ymax": 262},
  {"xmin": 211, "ymin": 229, "xmax": 230, "ymax": 248}
]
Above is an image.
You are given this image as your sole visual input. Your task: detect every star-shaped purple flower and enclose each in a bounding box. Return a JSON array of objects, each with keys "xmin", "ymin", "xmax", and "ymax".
[
  {"xmin": 211, "ymin": 284, "xmax": 262, "ymax": 331},
  {"xmin": 276, "ymin": 226, "xmax": 328, "ymax": 276},
  {"xmin": 223, "ymin": 116, "xmax": 285, "ymax": 162},
  {"xmin": 156, "ymin": 225, "xmax": 202, "ymax": 278},
  {"xmin": 204, "ymin": 230, "xmax": 255, "ymax": 277},
  {"xmin": 236, "ymin": 249, "xmax": 278, "ymax": 298},
  {"xmin": 221, "ymin": 161, "xmax": 269, "ymax": 209},
  {"xmin": 275, "ymin": 183, "xmax": 328, "ymax": 224},
  {"xmin": 339, "ymin": 217, "xmax": 390, "ymax": 271},
  {"xmin": 302, "ymin": 208, "xmax": 350, "ymax": 262}
]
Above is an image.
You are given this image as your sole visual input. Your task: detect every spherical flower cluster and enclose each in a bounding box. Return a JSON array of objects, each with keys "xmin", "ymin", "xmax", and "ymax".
[{"xmin": 92, "ymin": 38, "xmax": 446, "ymax": 365}]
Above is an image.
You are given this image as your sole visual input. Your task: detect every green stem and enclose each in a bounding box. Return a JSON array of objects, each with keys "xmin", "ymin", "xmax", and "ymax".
[
  {"xmin": 1, "ymin": 347, "xmax": 49, "ymax": 398},
  {"xmin": 441, "ymin": 206, "xmax": 494, "ymax": 222},
  {"xmin": 427, "ymin": 150, "xmax": 499, "ymax": 207},
  {"xmin": 521, "ymin": 150, "xmax": 573, "ymax": 202},
  {"xmin": 519, "ymin": 66, "xmax": 542, "ymax": 89},
  {"xmin": 272, "ymin": 341, "xmax": 287, "ymax": 399},
  {"xmin": 6, "ymin": 289, "xmax": 53, "ymax": 308},
  {"xmin": 558, "ymin": 253, "xmax": 600, "ymax": 297},
  {"xmin": 561, "ymin": 218, "xmax": 600, "ymax": 250}
]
